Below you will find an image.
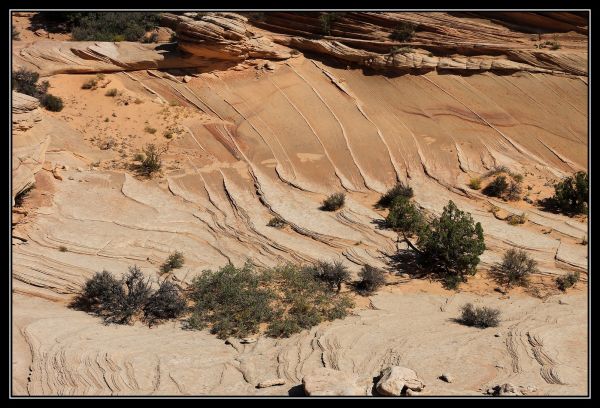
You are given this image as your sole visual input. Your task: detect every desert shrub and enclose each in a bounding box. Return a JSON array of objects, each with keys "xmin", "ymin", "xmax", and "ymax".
[
  {"xmin": 12, "ymin": 25, "xmax": 20, "ymax": 40},
  {"xmin": 491, "ymin": 249, "xmax": 538, "ymax": 287},
  {"xmin": 390, "ymin": 22, "xmax": 416, "ymax": 41},
  {"xmin": 309, "ymin": 260, "xmax": 351, "ymax": 292},
  {"xmin": 14, "ymin": 184, "xmax": 34, "ymax": 207},
  {"xmin": 72, "ymin": 266, "xmax": 152, "ymax": 324},
  {"xmin": 506, "ymin": 213, "xmax": 527, "ymax": 225},
  {"xmin": 547, "ymin": 171, "xmax": 588, "ymax": 215},
  {"xmin": 319, "ymin": 12, "xmax": 341, "ymax": 35},
  {"xmin": 71, "ymin": 270, "xmax": 123, "ymax": 314},
  {"xmin": 458, "ymin": 303, "xmax": 500, "ymax": 328},
  {"xmin": 416, "ymin": 201, "xmax": 485, "ymax": 288},
  {"xmin": 506, "ymin": 180, "xmax": 523, "ymax": 201},
  {"xmin": 39, "ymin": 94, "xmax": 64, "ymax": 112},
  {"xmin": 144, "ymin": 126, "xmax": 157, "ymax": 134},
  {"xmin": 483, "ymin": 175, "xmax": 509, "ymax": 198},
  {"xmin": 163, "ymin": 130, "xmax": 173, "ymax": 139},
  {"xmin": 377, "ymin": 182, "xmax": 414, "ymax": 208},
  {"xmin": 266, "ymin": 264, "xmax": 353, "ymax": 337},
  {"xmin": 143, "ymin": 280, "xmax": 186, "ymax": 325},
  {"xmin": 356, "ymin": 265, "xmax": 386, "ymax": 294},
  {"xmin": 160, "ymin": 251, "xmax": 185, "ymax": 274},
  {"xmin": 70, "ymin": 12, "xmax": 160, "ymax": 42},
  {"xmin": 385, "ymin": 195, "xmax": 426, "ymax": 236},
  {"xmin": 267, "ymin": 216, "xmax": 286, "ymax": 229},
  {"xmin": 556, "ymin": 271, "xmax": 580, "ymax": 291},
  {"xmin": 105, "ymin": 88, "xmax": 118, "ymax": 97},
  {"xmin": 468, "ymin": 178, "xmax": 482, "ymax": 190},
  {"xmin": 483, "ymin": 166, "xmax": 509, "ymax": 178},
  {"xmin": 135, "ymin": 144, "xmax": 162, "ymax": 176},
  {"xmin": 12, "ymin": 69, "xmax": 40, "ymax": 96},
  {"xmin": 59, "ymin": 245, "xmax": 68, "ymax": 252},
  {"xmin": 81, "ymin": 78, "xmax": 98, "ymax": 90},
  {"xmin": 187, "ymin": 263, "xmax": 274, "ymax": 338},
  {"xmin": 512, "ymin": 173, "xmax": 524, "ymax": 183},
  {"xmin": 321, "ymin": 192, "xmax": 345, "ymax": 211},
  {"xmin": 133, "ymin": 153, "xmax": 145, "ymax": 162}
]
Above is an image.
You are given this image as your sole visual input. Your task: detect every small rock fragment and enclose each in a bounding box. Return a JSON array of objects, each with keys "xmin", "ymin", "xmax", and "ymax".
[
  {"xmin": 257, "ymin": 378, "xmax": 286, "ymax": 388},
  {"xmin": 439, "ymin": 373, "xmax": 453, "ymax": 383}
]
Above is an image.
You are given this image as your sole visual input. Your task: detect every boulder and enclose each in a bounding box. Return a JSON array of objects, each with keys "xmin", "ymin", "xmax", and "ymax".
[
  {"xmin": 302, "ymin": 368, "xmax": 365, "ymax": 396},
  {"xmin": 376, "ymin": 366, "xmax": 425, "ymax": 396}
]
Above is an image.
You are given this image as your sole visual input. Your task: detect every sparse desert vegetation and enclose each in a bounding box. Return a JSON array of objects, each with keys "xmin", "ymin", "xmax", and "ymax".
[
  {"xmin": 458, "ymin": 303, "xmax": 501, "ymax": 328},
  {"xmin": 12, "ymin": 69, "xmax": 63, "ymax": 111},
  {"xmin": 542, "ymin": 171, "xmax": 588, "ymax": 215},
  {"xmin": 187, "ymin": 262, "xmax": 353, "ymax": 339},
  {"xmin": 491, "ymin": 249, "xmax": 538, "ymax": 287},
  {"xmin": 377, "ymin": 181, "xmax": 414, "ymax": 208},
  {"xmin": 556, "ymin": 271, "xmax": 580, "ymax": 292},
  {"xmin": 356, "ymin": 265, "xmax": 386, "ymax": 295},
  {"xmin": 321, "ymin": 192, "xmax": 345, "ymax": 211},
  {"xmin": 267, "ymin": 216, "xmax": 286, "ymax": 228},
  {"xmin": 160, "ymin": 251, "xmax": 185, "ymax": 274}
]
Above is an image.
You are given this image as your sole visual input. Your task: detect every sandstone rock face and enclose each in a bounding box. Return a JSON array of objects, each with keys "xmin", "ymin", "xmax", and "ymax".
[
  {"xmin": 302, "ymin": 368, "xmax": 366, "ymax": 396},
  {"xmin": 12, "ymin": 91, "xmax": 49, "ymax": 202},
  {"xmin": 10, "ymin": 11, "xmax": 588, "ymax": 397},
  {"xmin": 376, "ymin": 366, "xmax": 425, "ymax": 396}
]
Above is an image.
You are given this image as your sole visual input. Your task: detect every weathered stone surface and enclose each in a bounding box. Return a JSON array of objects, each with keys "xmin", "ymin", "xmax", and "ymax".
[
  {"xmin": 302, "ymin": 368, "xmax": 365, "ymax": 396},
  {"xmin": 376, "ymin": 366, "xmax": 425, "ymax": 396}
]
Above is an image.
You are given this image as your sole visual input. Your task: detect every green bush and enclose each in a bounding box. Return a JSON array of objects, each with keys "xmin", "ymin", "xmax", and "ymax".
[
  {"xmin": 160, "ymin": 251, "xmax": 185, "ymax": 274},
  {"xmin": 458, "ymin": 303, "xmax": 500, "ymax": 328},
  {"xmin": 377, "ymin": 182, "xmax": 414, "ymax": 208},
  {"xmin": 309, "ymin": 260, "xmax": 350, "ymax": 292},
  {"xmin": 483, "ymin": 175, "xmax": 509, "ymax": 198},
  {"xmin": 385, "ymin": 196, "xmax": 426, "ymax": 236},
  {"xmin": 548, "ymin": 171, "xmax": 588, "ymax": 215},
  {"xmin": 468, "ymin": 178, "xmax": 482, "ymax": 190},
  {"xmin": 12, "ymin": 69, "xmax": 40, "ymax": 97},
  {"xmin": 319, "ymin": 12, "xmax": 341, "ymax": 35},
  {"xmin": 40, "ymin": 94, "xmax": 64, "ymax": 112},
  {"xmin": 416, "ymin": 201, "xmax": 485, "ymax": 288},
  {"xmin": 390, "ymin": 22, "xmax": 416, "ymax": 41},
  {"xmin": 72, "ymin": 266, "xmax": 152, "ymax": 324},
  {"xmin": 506, "ymin": 180, "xmax": 523, "ymax": 201},
  {"xmin": 70, "ymin": 12, "xmax": 160, "ymax": 42},
  {"xmin": 356, "ymin": 265, "xmax": 386, "ymax": 294},
  {"xmin": 506, "ymin": 213, "xmax": 527, "ymax": 225},
  {"xmin": 483, "ymin": 166, "xmax": 509, "ymax": 178},
  {"xmin": 81, "ymin": 78, "xmax": 98, "ymax": 90},
  {"xmin": 556, "ymin": 271, "xmax": 580, "ymax": 291},
  {"xmin": 135, "ymin": 144, "xmax": 163, "ymax": 176},
  {"xmin": 73, "ymin": 267, "xmax": 185, "ymax": 326},
  {"xmin": 143, "ymin": 280, "xmax": 186, "ymax": 325},
  {"xmin": 187, "ymin": 262, "xmax": 353, "ymax": 339},
  {"xmin": 491, "ymin": 249, "xmax": 538, "ymax": 287},
  {"xmin": 321, "ymin": 192, "xmax": 345, "ymax": 211},
  {"xmin": 187, "ymin": 263, "xmax": 275, "ymax": 338}
]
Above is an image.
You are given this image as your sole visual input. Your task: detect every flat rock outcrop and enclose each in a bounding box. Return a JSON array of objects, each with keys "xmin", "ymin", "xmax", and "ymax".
[{"xmin": 12, "ymin": 91, "xmax": 49, "ymax": 202}]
